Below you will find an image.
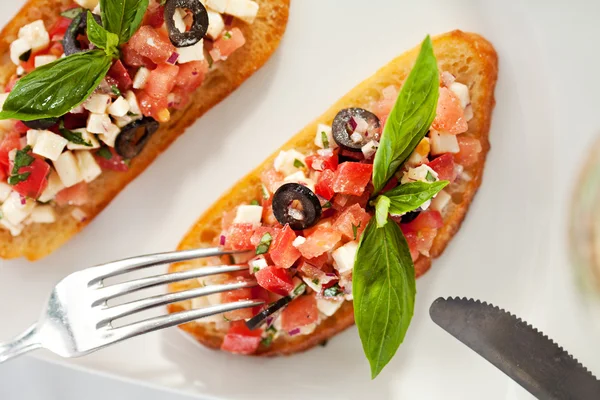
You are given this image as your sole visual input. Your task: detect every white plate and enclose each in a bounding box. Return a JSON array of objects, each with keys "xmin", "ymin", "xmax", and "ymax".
[{"xmin": 1, "ymin": 1, "xmax": 599, "ymax": 399}]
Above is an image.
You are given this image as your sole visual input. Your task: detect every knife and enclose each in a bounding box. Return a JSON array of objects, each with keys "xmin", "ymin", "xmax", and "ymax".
[{"xmin": 429, "ymin": 297, "xmax": 600, "ymax": 400}]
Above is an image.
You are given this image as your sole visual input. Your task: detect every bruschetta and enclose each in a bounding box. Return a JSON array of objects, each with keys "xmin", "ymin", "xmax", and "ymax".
[{"xmin": 0, "ymin": 0, "xmax": 289, "ymax": 260}]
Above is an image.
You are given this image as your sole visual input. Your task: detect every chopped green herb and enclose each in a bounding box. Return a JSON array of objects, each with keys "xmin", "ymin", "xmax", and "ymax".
[
  {"xmin": 261, "ymin": 184, "xmax": 270, "ymax": 200},
  {"xmin": 293, "ymin": 283, "xmax": 307, "ymax": 297},
  {"xmin": 322, "ymin": 201, "xmax": 332, "ymax": 209},
  {"xmin": 293, "ymin": 158, "xmax": 305, "ymax": 168},
  {"xmin": 96, "ymin": 147, "xmax": 113, "ymax": 160},
  {"xmin": 111, "ymin": 84, "xmax": 121, "ymax": 96},
  {"xmin": 321, "ymin": 131, "xmax": 330, "ymax": 148},
  {"xmin": 126, "ymin": 111, "xmax": 138, "ymax": 117},
  {"xmin": 223, "ymin": 31, "xmax": 232, "ymax": 39},
  {"xmin": 61, "ymin": 7, "xmax": 84, "ymax": 19},
  {"xmin": 8, "ymin": 146, "xmax": 34, "ymax": 185},
  {"xmin": 8, "ymin": 173, "xmax": 31, "ymax": 185},
  {"xmin": 123, "ymin": 159, "xmax": 131, "ymax": 167},
  {"xmin": 267, "ymin": 325, "xmax": 277, "ymax": 333},
  {"xmin": 425, "ymin": 171, "xmax": 436, "ymax": 182},
  {"xmin": 59, "ymin": 122, "xmax": 92, "ymax": 147},
  {"xmin": 19, "ymin": 50, "xmax": 32, "ymax": 62},
  {"xmin": 256, "ymin": 232, "xmax": 273, "ymax": 255},
  {"xmin": 312, "ymin": 278, "xmax": 320, "ymax": 285},
  {"xmin": 250, "ymin": 199, "xmax": 260, "ymax": 206},
  {"xmin": 260, "ymin": 336, "xmax": 273, "ymax": 347},
  {"xmin": 352, "ymin": 223, "xmax": 361, "ymax": 240},
  {"xmin": 323, "ymin": 284, "xmax": 343, "ymax": 297},
  {"xmin": 252, "ymin": 266, "xmax": 260, "ymax": 273}
]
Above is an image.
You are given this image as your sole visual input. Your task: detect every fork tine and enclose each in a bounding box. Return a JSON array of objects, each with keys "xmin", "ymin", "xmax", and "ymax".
[
  {"xmin": 107, "ymin": 300, "xmax": 264, "ymax": 343},
  {"xmin": 98, "ymin": 280, "xmax": 258, "ymax": 327},
  {"xmin": 88, "ymin": 247, "xmax": 249, "ymax": 285},
  {"xmin": 92, "ymin": 265, "xmax": 247, "ymax": 305}
]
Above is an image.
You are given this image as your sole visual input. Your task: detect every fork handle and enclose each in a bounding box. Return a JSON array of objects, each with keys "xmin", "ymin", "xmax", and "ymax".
[{"xmin": 0, "ymin": 324, "xmax": 42, "ymax": 364}]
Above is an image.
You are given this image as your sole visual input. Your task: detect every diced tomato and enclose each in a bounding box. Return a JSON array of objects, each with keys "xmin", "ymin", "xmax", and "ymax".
[
  {"xmin": 427, "ymin": 153, "xmax": 456, "ymax": 182},
  {"xmin": 255, "ymin": 265, "xmax": 294, "ymax": 296},
  {"xmin": 260, "ymin": 168, "xmax": 283, "ymax": 195},
  {"xmin": 20, "ymin": 49, "xmax": 43, "ymax": 73},
  {"xmin": 144, "ymin": 63, "xmax": 179, "ymax": 98},
  {"xmin": 121, "ymin": 44, "xmax": 156, "ymax": 68},
  {"xmin": 174, "ymin": 60, "xmax": 208, "ymax": 90},
  {"xmin": 166, "ymin": 86, "xmax": 191, "ymax": 110},
  {"xmin": 315, "ymin": 169, "xmax": 336, "ymax": 200},
  {"xmin": 402, "ymin": 210, "xmax": 444, "ymax": 232},
  {"xmin": 372, "ymin": 85, "xmax": 399, "ymax": 123},
  {"xmin": 48, "ymin": 41, "xmax": 64, "ymax": 58},
  {"xmin": 108, "ymin": 60, "xmax": 133, "ymax": 92},
  {"xmin": 0, "ymin": 132, "xmax": 21, "ymax": 168},
  {"xmin": 250, "ymin": 226, "xmax": 281, "ymax": 247},
  {"xmin": 298, "ymin": 261, "xmax": 336, "ymax": 286},
  {"xmin": 209, "ymin": 28, "xmax": 246, "ymax": 61},
  {"xmin": 63, "ymin": 113, "xmax": 88, "ymax": 130},
  {"xmin": 137, "ymin": 90, "xmax": 169, "ymax": 120},
  {"xmin": 128, "ymin": 26, "xmax": 176, "ymax": 64},
  {"xmin": 414, "ymin": 228, "xmax": 437, "ymax": 257},
  {"xmin": 303, "ymin": 252, "xmax": 329, "ymax": 268},
  {"xmin": 221, "ymin": 321, "xmax": 262, "ymax": 355},
  {"xmin": 143, "ymin": 2, "xmax": 166, "ymax": 28},
  {"xmin": 454, "ymin": 136, "xmax": 482, "ymax": 167},
  {"xmin": 54, "ymin": 182, "xmax": 89, "ymax": 206},
  {"xmin": 333, "ymin": 204, "xmax": 371, "ymax": 240},
  {"xmin": 401, "ymin": 228, "xmax": 420, "ymax": 262},
  {"xmin": 5, "ymin": 74, "xmax": 19, "ymax": 93},
  {"xmin": 269, "ymin": 224, "xmax": 301, "ymax": 268},
  {"xmin": 11, "ymin": 156, "xmax": 50, "ymax": 199},
  {"xmin": 222, "ymin": 280, "xmax": 254, "ymax": 321},
  {"xmin": 0, "ymin": 165, "xmax": 6, "ymax": 182},
  {"xmin": 94, "ymin": 148, "xmax": 129, "ymax": 172},
  {"xmin": 432, "ymin": 87, "xmax": 468, "ymax": 135},
  {"xmin": 297, "ymin": 226, "xmax": 341, "ymax": 259},
  {"xmin": 332, "ymin": 162, "xmax": 373, "ymax": 196},
  {"xmin": 305, "ymin": 152, "xmax": 338, "ymax": 172},
  {"xmin": 338, "ymin": 148, "xmax": 364, "ymax": 161},
  {"xmin": 14, "ymin": 121, "xmax": 29, "ymax": 134},
  {"xmin": 382, "ymin": 177, "xmax": 399, "ymax": 192},
  {"xmin": 281, "ymin": 295, "xmax": 318, "ymax": 331},
  {"xmin": 48, "ymin": 16, "xmax": 71, "ymax": 41},
  {"xmin": 225, "ymin": 223, "xmax": 255, "ymax": 250}
]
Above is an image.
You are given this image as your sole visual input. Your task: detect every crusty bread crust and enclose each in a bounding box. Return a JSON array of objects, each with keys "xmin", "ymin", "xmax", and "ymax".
[
  {"xmin": 0, "ymin": 0, "xmax": 290, "ymax": 260},
  {"xmin": 167, "ymin": 30, "xmax": 498, "ymax": 356}
]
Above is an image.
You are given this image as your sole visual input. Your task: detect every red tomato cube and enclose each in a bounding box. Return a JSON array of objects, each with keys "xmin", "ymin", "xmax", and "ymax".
[
  {"xmin": 225, "ymin": 223, "xmax": 255, "ymax": 251},
  {"xmin": 250, "ymin": 226, "xmax": 281, "ymax": 247},
  {"xmin": 401, "ymin": 228, "xmax": 420, "ymax": 262},
  {"xmin": 222, "ymin": 283, "xmax": 254, "ymax": 321},
  {"xmin": 0, "ymin": 132, "xmax": 21, "ymax": 168},
  {"xmin": 332, "ymin": 203, "xmax": 371, "ymax": 240},
  {"xmin": 427, "ymin": 153, "xmax": 456, "ymax": 182},
  {"xmin": 269, "ymin": 224, "xmax": 301, "ymax": 268},
  {"xmin": 221, "ymin": 321, "xmax": 262, "ymax": 355},
  {"xmin": 306, "ymin": 152, "xmax": 338, "ymax": 172},
  {"xmin": 297, "ymin": 226, "xmax": 342, "ymax": 259},
  {"xmin": 94, "ymin": 148, "xmax": 129, "ymax": 172},
  {"xmin": 145, "ymin": 63, "xmax": 179, "ymax": 99},
  {"xmin": 127, "ymin": 26, "xmax": 176, "ymax": 64},
  {"xmin": 415, "ymin": 228, "xmax": 437, "ymax": 258},
  {"xmin": 315, "ymin": 169, "xmax": 336, "ymax": 200},
  {"xmin": 175, "ymin": 60, "xmax": 208, "ymax": 91},
  {"xmin": 210, "ymin": 28, "xmax": 246, "ymax": 61},
  {"xmin": 260, "ymin": 168, "xmax": 283, "ymax": 195},
  {"xmin": 108, "ymin": 60, "xmax": 133, "ymax": 92},
  {"xmin": 54, "ymin": 182, "xmax": 89, "ymax": 206},
  {"xmin": 11, "ymin": 156, "xmax": 50, "ymax": 199},
  {"xmin": 454, "ymin": 136, "xmax": 482, "ymax": 167},
  {"xmin": 255, "ymin": 265, "xmax": 294, "ymax": 296},
  {"xmin": 431, "ymin": 87, "xmax": 468, "ymax": 135},
  {"xmin": 332, "ymin": 162, "xmax": 373, "ymax": 196},
  {"xmin": 143, "ymin": 2, "xmax": 165, "ymax": 28},
  {"xmin": 402, "ymin": 210, "xmax": 444, "ymax": 232},
  {"xmin": 281, "ymin": 295, "xmax": 319, "ymax": 331}
]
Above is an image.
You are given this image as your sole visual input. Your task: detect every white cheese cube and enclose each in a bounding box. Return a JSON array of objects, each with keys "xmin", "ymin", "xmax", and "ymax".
[
  {"xmin": 173, "ymin": 9, "xmax": 187, "ymax": 33},
  {"xmin": 18, "ymin": 20, "xmax": 49, "ymax": 52},
  {"xmin": 206, "ymin": 10, "xmax": 225, "ymax": 39},
  {"xmin": 248, "ymin": 256, "xmax": 268, "ymax": 274},
  {"xmin": 430, "ymin": 130, "xmax": 460, "ymax": 155},
  {"xmin": 431, "ymin": 190, "xmax": 452, "ymax": 212},
  {"xmin": 190, "ymin": 295, "xmax": 223, "ymax": 323},
  {"xmin": 108, "ymin": 96, "xmax": 130, "ymax": 117},
  {"xmin": 75, "ymin": 151, "xmax": 102, "ymax": 183},
  {"xmin": 449, "ymin": 82, "xmax": 470, "ymax": 109},
  {"xmin": 53, "ymin": 151, "xmax": 83, "ymax": 188},
  {"xmin": 66, "ymin": 128, "xmax": 100, "ymax": 150},
  {"xmin": 283, "ymin": 171, "xmax": 315, "ymax": 193},
  {"xmin": 332, "ymin": 241, "xmax": 358, "ymax": 274},
  {"xmin": 132, "ymin": 67, "xmax": 150, "ymax": 90},
  {"xmin": 93, "ymin": 4, "xmax": 101, "ymax": 14},
  {"xmin": 10, "ymin": 38, "xmax": 32, "ymax": 66},
  {"xmin": 317, "ymin": 298, "xmax": 344, "ymax": 317},
  {"xmin": 0, "ymin": 182, "xmax": 12, "ymax": 202},
  {"xmin": 464, "ymin": 104, "xmax": 474, "ymax": 122},
  {"xmin": 0, "ymin": 93, "xmax": 9, "ymax": 111},
  {"xmin": 233, "ymin": 204, "xmax": 263, "ymax": 224},
  {"xmin": 177, "ymin": 39, "xmax": 205, "ymax": 63},
  {"xmin": 84, "ymin": 94, "xmax": 111, "ymax": 114},
  {"xmin": 273, "ymin": 150, "xmax": 306, "ymax": 176},
  {"xmin": 113, "ymin": 115, "xmax": 134, "ymax": 128},
  {"xmin": 361, "ymin": 140, "xmax": 379, "ymax": 159},
  {"xmin": 0, "ymin": 218, "xmax": 24, "ymax": 236},
  {"xmin": 225, "ymin": 0, "xmax": 259, "ymax": 23},
  {"xmin": 32, "ymin": 130, "xmax": 68, "ymax": 161},
  {"xmin": 87, "ymin": 113, "xmax": 112, "ymax": 134},
  {"xmin": 26, "ymin": 129, "xmax": 39, "ymax": 146},
  {"xmin": 70, "ymin": 104, "xmax": 85, "ymax": 114},
  {"xmin": 29, "ymin": 205, "xmax": 56, "ymax": 223},
  {"xmin": 401, "ymin": 164, "xmax": 438, "ymax": 185},
  {"xmin": 207, "ymin": 0, "xmax": 228, "ymax": 13},
  {"xmin": 352, "ymin": 116, "xmax": 369, "ymax": 134},
  {"xmin": 1, "ymin": 192, "xmax": 36, "ymax": 225},
  {"xmin": 74, "ymin": 0, "xmax": 99, "ymax": 9},
  {"xmin": 98, "ymin": 123, "xmax": 121, "ymax": 147},
  {"xmin": 38, "ymin": 170, "xmax": 64, "ymax": 203},
  {"xmin": 125, "ymin": 91, "xmax": 142, "ymax": 116},
  {"xmin": 292, "ymin": 236, "xmax": 306, "ymax": 248},
  {"xmin": 34, "ymin": 54, "xmax": 57, "ymax": 68},
  {"xmin": 314, "ymin": 124, "xmax": 336, "ymax": 149},
  {"xmin": 16, "ymin": 66, "xmax": 25, "ymax": 76},
  {"xmin": 406, "ymin": 137, "xmax": 430, "ymax": 167}
]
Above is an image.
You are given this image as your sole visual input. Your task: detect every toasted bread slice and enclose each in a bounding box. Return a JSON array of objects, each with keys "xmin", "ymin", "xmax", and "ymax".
[
  {"xmin": 168, "ymin": 30, "xmax": 498, "ymax": 356},
  {"xmin": 0, "ymin": 0, "xmax": 290, "ymax": 260}
]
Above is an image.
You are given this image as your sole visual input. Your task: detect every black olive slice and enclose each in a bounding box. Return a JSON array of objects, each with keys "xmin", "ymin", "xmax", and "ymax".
[
  {"xmin": 272, "ymin": 183, "xmax": 322, "ymax": 231},
  {"xmin": 63, "ymin": 11, "xmax": 103, "ymax": 56},
  {"xmin": 23, "ymin": 118, "xmax": 58, "ymax": 130},
  {"xmin": 245, "ymin": 296, "xmax": 292, "ymax": 331},
  {"xmin": 400, "ymin": 210, "xmax": 421, "ymax": 224},
  {"xmin": 164, "ymin": 0, "xmax": 209, "ymax": 48},
  {"xmin": 332, "ymin": 108, "xmax": 381, "ymax": 152},
  {"xmin": 115, "ymin": 117, "xmax": 159, "ymax": 159}
]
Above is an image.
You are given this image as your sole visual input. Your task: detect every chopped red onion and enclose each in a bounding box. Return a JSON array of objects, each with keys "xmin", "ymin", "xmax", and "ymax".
[
  {"xmin": 166, "ymin": 52, "xmax": 180, "ymax": 65},
  {"xmin": 19, "ymin": 195, "xmax": 26, "ymax": 205},
  {"xmin": 288, "ymin": 328, "xmax": 301, "ymax": 336},
  {"xmin": 219, "ymin": 235, "xmax": 226, "ymax": 246},
  {"xmin": 348, "ymin": 117, "xmax": 357, "ymax": 131},
  {"xmin": 325, "ymin": 273, "xmax": 337, "ymax": 278},
  {"xmin": 265, "ymin": 316, "xmax": 274, "ymax": 327}
]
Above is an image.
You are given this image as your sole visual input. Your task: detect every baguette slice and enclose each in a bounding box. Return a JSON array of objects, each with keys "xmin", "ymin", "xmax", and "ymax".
[
  {"xmin": 168, "ymin": 30, "xmax": 498, "ymax": 356},
  {"xmin": 0, "ymin": 0, "xmax": 290, "ymax": 260}
]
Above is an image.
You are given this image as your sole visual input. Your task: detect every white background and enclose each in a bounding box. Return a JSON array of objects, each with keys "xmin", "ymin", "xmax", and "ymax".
[{"xmin": 1, "ymin": 0, "xmax": 599, "ymax": 399}]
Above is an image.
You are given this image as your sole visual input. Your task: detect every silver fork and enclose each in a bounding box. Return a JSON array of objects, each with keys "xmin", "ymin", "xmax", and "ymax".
[{"xmin": 0, "ymin": 247, "xmax": 263, "ymax": 364}]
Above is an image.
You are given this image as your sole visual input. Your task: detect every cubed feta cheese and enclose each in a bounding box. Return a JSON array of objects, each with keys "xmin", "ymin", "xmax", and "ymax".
[
  {"xmin": 283, "ymin": 171, "xmax": 315, "ymax": 193},
  {"xmin": 34, "ymin": 54, "xmax": 57, "ymax": 68},
  {"xmin": 18, "ymin": 20, "xmax": 49, "ymax": 51},
  {"xmin": 66, "ymin": 128, "xmax": 100, "ymax": 151},
  {"xmin": 431, "ymin": 190, "xmax": 452, "ymax": 212},
  {"xmin": 177, "ymin": 39, "xmax": 205, "ymax": 63},
  {"xmin": 32, "ymin": 130, "xmax": 68, "ymax": 161},
  {"xmin": 352, "ymin": 116, "xmax": 369, "ymax": 134},
  {"xmin": 87, "ymin": 113, "xmax": 111, "ymax": 135},
  {"xmin": 173, "ymin": 9, "xmax": 187, "ymax": 33},
  {"xmin": 0, "ymin": 93, "xmax": 9, "ymax": 111},
  {"xmin": 53, "ymin": 151, "xmax": 83, "ymax": 188},
  {"xmin": 248, "ymin": 256, "xmax": 268, "ymax": 274},
  {"xmin": 361, "ymin": 140, "xmax": 379, "ymax": 159},
  {"xmin": 74, "ymin": 0, "xmax": 99, "ymax": 9},
  {"xmin": 71, "ymin": 207, "xmax": 88, "ymax": 222},
  {"xmin": 273, "ymin": 150, "xmax": 306, "ymax": 176},
  {"xmin": 0, "ymin": 182, "xmax": 12, "ymax": 202},
  {"xmin": 464, "ymin": 104, "xmax": 474, "ymax": 121},
  {"xmin": 207, "ymin": 0, "xmax": 228, "ymax": 13},
  {"xmin": 26, "ymin": 129, "xmax": 39, "ymax": 146},
  {"xmin": 401, "ymin": 164, "xmax": 438, "ymax": 184},
  {"xmin": 317, "ymin": 298, "xmax": 344, "ymax": 317},
  {"xmin": 38, "ymin": 170, "xmax": 64, "ymax": 202},
  {"xmin": 16, "ymin": 66, "xmax": 25, "ymax": 76},
  {"xmin": 1, "ymin": 192, "xmax": 36, "ymax": 225},
  {"xmin": 10, "ymin": 38, "xmax": 31, "ymax": 66},
  {"xmin": 430, "ymin": 130, "xmax": 460, "ymax": 155},
  {"xmin": 233, "ymin": 204, "xmax": 263, "ymax": 224},
  {"xmin": 206, "ymin": 10, "xmax": 225, "ymax": 39},
  {"xmin": 108, "ymin": 96, "xmax": 130, "ymax": 117},
  {"xmin": 29, "ymin": 205, "xmax": 56, "ymax": 224},
  {"xmin": 314, "ymin": 123, "xmax": 336, "ymax": 149},
  {"xmin": 292, "ymin": 236, "xmax": 306, "ymax": 248},
  {"xmin": 75, "ymin": 151, "xmax": 102, "ymax": 183},
  {"xmin": 449, "ymin": 82, "xmax": 470, "ymax": 109},
  {"xmin": 84, "ymin": 94, "xmax": 111, "ymax": 114},
  {"xmin": 406, "ymin": 137, "xmax": 430, "ymax": 167},
  {"xmin": 0, "ymin": 218, "xmax": 24, "ymax": 236},
  {"xmin": 132, "ymin": 67, "xmax": 150, "ymax": 90},
  {"xmin": 113, "ymin": 115, "xmax": 134, "ymax": 128},
  {"xmin": 332, "ymin": 241, "xmax": 358, "ymax": 274},
  {"xmin": 225, "ymin": 0, "xmax": 259, "ymax": 23},
  {"xmin": 98, "ymin": 123, "xmax": 121, "ymax": 148},
  {"xmin": 125, "ymin": 90, "xmax": 142, "ymax": 116}
]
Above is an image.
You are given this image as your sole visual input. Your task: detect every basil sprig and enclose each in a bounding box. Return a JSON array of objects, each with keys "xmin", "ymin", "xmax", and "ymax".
[
  {"xmin": 100, "ymin": 0, "xmax": 149, "ymax": 43},
  {"xmin": 372, "ymin": 36, "xmax": 439, "ymax": 194},
  {"xmin": 354, "ymin": 219, "xmax": 416, "ymax": 379},
  {"xmin": 8, "ymin": 146, "xmax": 35, "ymax": 185},
  {"xmin": 60, "ymin": 123, "xmax": 92, "ymax": 147},
  {"xmin": 87, "ymin": 12, "xmax": 120, "ymax": 57},
  {"xmin": 381, "ymin": 181, "xmax": 448, "ymax": 217}
]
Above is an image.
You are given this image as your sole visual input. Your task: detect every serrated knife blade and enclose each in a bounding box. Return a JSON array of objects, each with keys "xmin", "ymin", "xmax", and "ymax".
[{"xmin": 429, "ymin": 297, "xmax": 600, "ymax": 400}]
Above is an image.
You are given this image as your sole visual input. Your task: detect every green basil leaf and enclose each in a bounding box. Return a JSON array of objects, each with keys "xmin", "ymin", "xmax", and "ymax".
[
  {"xmin": 8, "ymin": 146, "xmax": 35, "ymax": 186},
  {"xmin": 0, "ymin": 50, "xmax": 112, "ymax": 121},
  {"xmin": 87, "ymin": 12, "xmax": 120, "ymax": 57},
  {"xmin": 255, "ymin": 232, "xmax": 273, "ymax": 255},
  {"xmin": 375, "ymin": 195, "xmax": 390, "ymax": 228},
  {"xmin": 96, "ymin": 146, "xmax": 113, "ymax": 160},
  {"xmin": 59, "ymin": 124, "xmax": 92, "ymax": 147},
  {"xmin": 372, "ymin": 36, "xmax": 439, "ymax": 193},
  {"xmin": 384, "ymin": 181, "xmax": 449, "ymax": 215},
  {"xmin": 353, "ymin": 219, "xmax": 416, "ymax": 379},
  {"xmin": 100, "ymin": 0, "xmax": 149, "ymax": 43}
]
